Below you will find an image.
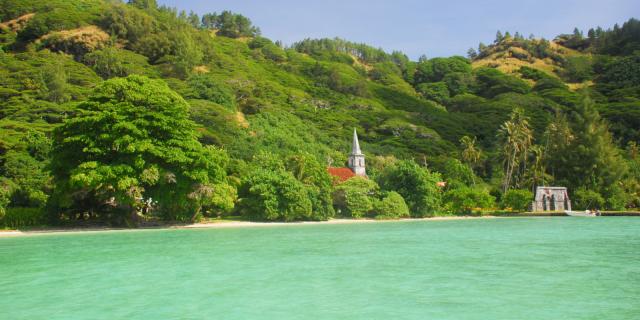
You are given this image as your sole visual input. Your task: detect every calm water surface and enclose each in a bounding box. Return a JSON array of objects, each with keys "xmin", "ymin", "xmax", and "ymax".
[{"xmin": 1, "ymin": 217, "xmax": 639, "ymax": 319}]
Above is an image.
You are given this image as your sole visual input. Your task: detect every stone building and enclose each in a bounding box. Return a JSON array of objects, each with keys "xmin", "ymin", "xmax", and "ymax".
[
  {"xmin": 531, "ymin": 186, "xmax": 571, "ymax": 212},
  {"xmin": 328, "ymin": 128, "xmax": 366, "ymax": 182}
]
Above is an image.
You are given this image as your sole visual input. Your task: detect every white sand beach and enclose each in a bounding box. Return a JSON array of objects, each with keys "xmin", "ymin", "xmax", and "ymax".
[{"xmin": 0, "ymin": 216, "xmax": 499, "ymax": 237}]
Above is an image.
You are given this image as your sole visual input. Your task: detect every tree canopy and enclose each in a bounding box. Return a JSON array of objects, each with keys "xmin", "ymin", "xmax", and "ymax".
[{"xmin": 49, "ymin": 75, "xmax": 232, "ymax": 222}]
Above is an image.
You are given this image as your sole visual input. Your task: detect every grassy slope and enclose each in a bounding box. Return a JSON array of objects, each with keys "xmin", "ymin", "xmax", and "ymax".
[
  {"xmin": 0, "ymin": 1, "xmax": 633, "ymax": 170},
  {"xmin": 472, "ymin": 38, "xmax": 585, "ymax": 82},
  {"xmin": 0, "ymin": 10, "xmax": 459, "ymax": 166}
]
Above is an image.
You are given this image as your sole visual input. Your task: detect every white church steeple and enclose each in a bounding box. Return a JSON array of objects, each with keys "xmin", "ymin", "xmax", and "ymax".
[{"xmin": 348, "ymin": 128, "xmax": 366, "ymax": 176}]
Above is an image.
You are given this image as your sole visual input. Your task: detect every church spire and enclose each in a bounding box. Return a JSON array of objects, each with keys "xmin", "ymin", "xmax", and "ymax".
[
  {"xmin": 348, "ymin": 128, "xmax": 366, "ymax": 176},
  {"xmin": 352, "ymin": 128, "xmax": 362, "ymax": 155}
]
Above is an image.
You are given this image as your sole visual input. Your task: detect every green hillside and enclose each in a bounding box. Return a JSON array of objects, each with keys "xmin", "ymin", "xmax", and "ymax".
[{"xmin": 1, "ymin": 0, "xmax": 639, "ymax": 226}]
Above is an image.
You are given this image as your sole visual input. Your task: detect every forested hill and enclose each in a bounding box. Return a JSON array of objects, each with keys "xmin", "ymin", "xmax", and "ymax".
[{"xmin": 1, "ymin": 0, "xmax": 639, "ymax": 225}]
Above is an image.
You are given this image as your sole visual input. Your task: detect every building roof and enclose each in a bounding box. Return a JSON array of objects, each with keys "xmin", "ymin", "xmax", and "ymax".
[{"xmin": 327, "ymin": 167, "xmax": 356, "ymax": 183}]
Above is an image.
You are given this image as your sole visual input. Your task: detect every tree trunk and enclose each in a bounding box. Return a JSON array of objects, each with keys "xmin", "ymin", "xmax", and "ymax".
[{"xmin": 191, "ymin": 206, "xmax": 202, "ymax": 223}]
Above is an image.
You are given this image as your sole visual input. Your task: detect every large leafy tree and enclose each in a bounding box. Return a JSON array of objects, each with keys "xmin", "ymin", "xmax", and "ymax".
[
  {"xmin": 200, "ymin": 11, "xmax": 260, "ymax": 38},
  {"xmin": 0, "ymin": 130, "xmax": 52, "ymax": 209},
  {"xmin": 623, "ymin": 142, "xmax": 640, "ymax": 208},
  {"xmin": 474, "ymin": 68, "xmax": 531, "ymax": 98},
  {"xmin": 332, "ymin": 177, "xmax": 379, "ymax": 218},
  {"xmin": 237, "ymin": 153, "xmax": 313, "ymax": 221},
  {"xmin": 377, "ymin": 160, "xmax": 442, "ymax": 217},
  {"xmin": 49, "ymin": 75, "xmax": 232, "ymax": 223},
  {"xmin": 0, "ymin": 179, "xmax": 9, "ymax": 220},
  {"xmin": 373, "ymin": 191, "xmax": 410, "ymax": 219},
  {"xmin": 443, "ymin": 187, "xmax": 495, "ymax": 215},
  {"xmin": 414, "ymin": 56, "xmax": 471, "ymax": 84},
  {"xmin": 544, "ymin": 110, "xmax": 574, "ymax": 179},
  {"xmin": 286, "ymin": 153, "xmax": 335, "ymax": 220},
  {"xmin": 551, "ymin": 96, "xmax": 628, "ymax": 207}
]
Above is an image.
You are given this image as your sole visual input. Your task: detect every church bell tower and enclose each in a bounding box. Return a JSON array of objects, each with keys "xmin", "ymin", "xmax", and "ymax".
[{"xmin": 348, "ymin": 128, "xmax": 366, "ymax": 176}]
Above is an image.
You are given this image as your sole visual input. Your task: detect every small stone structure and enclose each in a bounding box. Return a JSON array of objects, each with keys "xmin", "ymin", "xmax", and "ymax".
[{"xmin": 531, "ymin": 186, "xmax": 571, "ymax": 212}]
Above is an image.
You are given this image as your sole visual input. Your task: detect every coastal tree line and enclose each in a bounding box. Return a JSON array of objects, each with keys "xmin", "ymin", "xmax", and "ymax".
[{"xmin": 0, "ymin": 0, "xmax": 639, "ymax": 227}]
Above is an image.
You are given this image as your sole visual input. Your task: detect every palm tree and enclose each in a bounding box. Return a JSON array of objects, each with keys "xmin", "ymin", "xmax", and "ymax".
[
  {"xmin": 522, "ymin": 145, "xmax": 552, "ymax": 190},
  {"xmin": 460, "ymin": 135, "xmax": 481, "ymax": 167},
  {"xmin": 460, "ymin": 135, "xmax": 481, "ymax": 185},
  {"xmin": 498, "ymin": 108, "xmax": 533, "ymax": 193}
]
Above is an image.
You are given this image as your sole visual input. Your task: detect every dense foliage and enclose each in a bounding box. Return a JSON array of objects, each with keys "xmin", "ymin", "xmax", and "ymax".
[
  {"xmin": 332, "ymin": 176, "xmax": 379, "ymax": 218},
  {"xmin": 0, "ymin": 1, "xmax": 639, "ymax": 227},
  {"xmin": 500, "ymin": 189, "xmax": 533, "ymax": 211},
  {"xmin": 377, "ymin": 160, "xmax": 442, "ymax": 217},
  {"xmin": 374, "ymin": 191, "xmax": 410, "ymax": 219},
  {"xmin": 48, "ymin": 75, "xmax": 233, "ymax": 223},
  {"xmin": 236, "ymin": 152, "xmax": 333, "ymax": 221},
  {"xmin": 443, "ymin": 187, "xmax": 495, "ymax": 215}
]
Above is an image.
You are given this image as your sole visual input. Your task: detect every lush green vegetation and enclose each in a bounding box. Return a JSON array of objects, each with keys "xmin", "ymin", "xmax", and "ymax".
[
  {"xmin": 48, "ymin": 75, "xmax": 234, "ymax": 224},
  {"xmin": 0, "ymin": 0, "xmax": 638, "ymax": 227}
]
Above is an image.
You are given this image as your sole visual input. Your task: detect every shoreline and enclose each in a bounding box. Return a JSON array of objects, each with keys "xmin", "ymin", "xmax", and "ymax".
[
  {"xmin": 2, "ymin": 212, "xmax": 639, "ymax": 238},
  {"xmin": 0, "ymin": 216, "xmax": 498, "ymax": 238}
]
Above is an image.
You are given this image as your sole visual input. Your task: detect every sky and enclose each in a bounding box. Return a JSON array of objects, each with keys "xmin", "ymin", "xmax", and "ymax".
[{"xmin": 158, "ymin": 0, "xmax": 639, "ymax": 59}]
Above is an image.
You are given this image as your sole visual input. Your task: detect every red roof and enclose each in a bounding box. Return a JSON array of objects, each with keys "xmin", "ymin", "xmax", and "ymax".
[{"xmin": 327, "ymin": 167, "xmax": 355, "ymax": 183}]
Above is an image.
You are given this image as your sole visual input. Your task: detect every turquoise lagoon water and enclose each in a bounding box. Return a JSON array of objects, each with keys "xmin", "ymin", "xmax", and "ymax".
[{"xmin": 1, "ymin": 217, "xmax": 639, "ymax": 319}]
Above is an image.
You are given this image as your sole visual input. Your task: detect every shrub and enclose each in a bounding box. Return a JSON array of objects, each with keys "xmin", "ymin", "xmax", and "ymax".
[
  {"xmin": 17, "ymin": 7, "xmax": 95, "ymax": 42},
  {"xmin": 40, "ymin": 26, "xmax": 110, "ymax": 58},
  {"xmin": 598, "ymin": 53, "xmax": 640, "ymax": 88},
  {"xmin": 603, "ymin": 185, "xmax": 630, "ymax": 211},
  {"xmin": 0, "ymin": 181, "xmax": 10, "ymax": 221},
  {"xmin": 199, "ymin": 183, "xmax": 238, "ymax": 217},
  {"xmin": 333, "ymin": 177, "xmax": 379, "ymax": 218},
  {"xmin": 373, "ymin": 191, "xmax": 410, "ymax": 219},
  {"xmin": 416, "ymin": 82, "xmax": 449, "ymax": 104},
  {"xmin": 562, "ymin": 56, "xmax": 593, "ymax": 83},
  {"xmin": 186, "ymin": 74, "xmax": 235, "ymax": 108},
  {"xmin": 1, "ymin": 207, "xmax": 46, "ymax": 228},
  {"xmin": 441, "ymin": 158, "xmax": 475, "ymax": 189},
  {"xmin": 573, "ymin": 188, "xmax": 605, "ymax": 210},
  {"xmin": 474, "ymin": 67, "xmax": 531, "ymax": 98},
  {"xmin": 519, "ymin": 66, "xmax": 548, "ymax": 81},
  {"xmin": 377, "ymin": 160, "xmax": 442, "ymax": 217},
  {"xmin": 414, "ymin": 56, "xmax": 471, "ymax": 83},
  {"xmin": 247, "ymin": 37, "xmax": 272, "ymax": 49},
  {"xmin": 532, "ymin": 76, "xmax": 569, "ymax": 91},
  {"xmin": 261, "ymin": 44, "xmax": 287, "ymax": 62},
  {"xmin": 447, "ymin": 94, "xmax": 486, "ymax": 112},
  {"xmin": 443, "ymin": 72, "xmax": 475, "ymax": 96},
  {"xmin": 1, "ymin": 150, "xmax": 50, "ymax": 208},
  {"xmin": 84, "ymin": 47, "xmax": 157, "ymax": 79},
  {"xmin": 443, "ymin": 187, "xmax": 495, "ymax": 215},
  {"xmin": 285, "ymin": 153, "xmax": 335, "ymax": 220},
  {"xmin": 237, "ymin": 168, "xmax": 312, "ymax": 221},
  {"xmin": 237, "ymin": 152, "xmax": 333, "ymax": 221},
  {"xmin": 500, "ymin": 189, "xmax": 532, "ymax": 211}
]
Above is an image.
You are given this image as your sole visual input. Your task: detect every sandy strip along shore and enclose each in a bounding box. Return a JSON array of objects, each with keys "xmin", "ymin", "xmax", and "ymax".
[{"xmin": 0, "ymin": 216, "xmax": 498, "ymax": 238}]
